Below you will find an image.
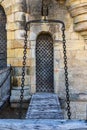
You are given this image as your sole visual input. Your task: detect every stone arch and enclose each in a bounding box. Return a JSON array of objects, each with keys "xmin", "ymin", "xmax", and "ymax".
[{"xmin": 0, "ymin": 5, "xmax": 7, "ymax": 69}]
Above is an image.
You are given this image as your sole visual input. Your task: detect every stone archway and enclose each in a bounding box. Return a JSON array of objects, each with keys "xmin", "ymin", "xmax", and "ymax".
[
  {"xmin": 0, "ymin": 5, "xmax": 7, "ymax": 69},
  {"xmin": 36, "ymin": 32, "xmax": 54, "ymax": 92}
]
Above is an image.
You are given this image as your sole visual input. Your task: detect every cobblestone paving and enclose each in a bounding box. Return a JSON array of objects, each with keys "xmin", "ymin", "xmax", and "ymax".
[{"xmin": 26, "ymin": 93, "xmax": 64, "ymax": 119}]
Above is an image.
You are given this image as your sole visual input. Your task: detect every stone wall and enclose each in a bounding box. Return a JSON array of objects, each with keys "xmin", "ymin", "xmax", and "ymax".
[{"xmin": 0, "ymin": 0, "xmax": 87, "ymax": 119}]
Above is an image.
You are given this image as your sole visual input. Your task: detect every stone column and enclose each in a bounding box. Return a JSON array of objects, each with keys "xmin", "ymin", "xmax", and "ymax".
[{"xmin": 66, "ymin": 0, "xmax": 87, "ymax": 40}]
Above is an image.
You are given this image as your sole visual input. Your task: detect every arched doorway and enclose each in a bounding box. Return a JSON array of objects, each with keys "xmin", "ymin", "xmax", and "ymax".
[
  {"xmin": 0, "ymin": 6, "xmax": 7, "ymax": 69},
  {"xmin": 36, "ymin": 32, "xmax": 54, "ymax": 92}
]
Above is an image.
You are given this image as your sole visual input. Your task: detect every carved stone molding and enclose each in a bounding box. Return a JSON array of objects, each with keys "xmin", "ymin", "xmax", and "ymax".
[{"xmin": 66, "ymin": 0, "xmax": 87, "ymax": 40}]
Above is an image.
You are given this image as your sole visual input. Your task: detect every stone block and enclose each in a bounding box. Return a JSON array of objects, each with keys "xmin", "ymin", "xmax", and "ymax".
[
  {"xmin": 13, "ymin": 59, "xmax": 30, "ymax": 67},
  {"xmin": 15, "ymin": 30, "xmax": 25, "ymax": 40},
  {"xmin": 12, "ymin": 67, "xmax": 30, "ymax": 76},
  {"xmin": 30, "ymin": 59, "xmax": 35, "ymax": 67},
  {"xmin": 7, "ymin": 49, "xmax": 15, "ymax": 58},
  {"xmin": 5, "ymin": 6, "xmax": 12, "ymax": 15},
  {"xmin": 74, "ymin": 14, "xmax": 87, "ymax": 24},
  {"xmin": 70, "ymin": 101, "xmax": 87, "ymax": 119},
  {"xmin": 12, "ymin": 75, "xmax": 30, "ymax": 86},
  {"xmin": 2, "ymin": 0, "xmax": 12, "ymax": 8},
  {"xmin": 7, "ymin": 40, "xmax": 27, "ymax": 49},
  {"xmin": 30, "ymin": 66, "xmax": 35, "ymax": 75},
  {"xmin": 66, "ymin": 40, "xmax": 85, "ymax": 50},
  {"xmin": 7, "ymin": 31, "xmax": 15, "ymax": 40},
  {"xmin": 68, "ymin": 68, "xmax": 87, "ymax": 94},
  {"xmin": 10, "ymin": 86, "xmax": 31, "ymax": 108},
  {"xmin": 81, "ymin": 0, "xmax": 87, "ymax": 3},
  {"xmin": 31, "ymin": 85, "xmax": 36, "ymax": 94},
  {"xmin": 75, "ymin": 50, "xmax": 87, "ymax": 60},
  {"xmin": 74, "ymin": 21, "xmax": 87, "ymax": 32},
  {"xmin": 30, "ymin": 76, "xmax": 36, "ymax": 85},
  {"xmin": 12, "ymin": 3, "xmax": 25, "ymax": 13},
  {"xmin": 12, "ymin": 40, "xmax": 24, "ymax": 49},
  {"xmin": 7, "ymin": 14, "xmax": 15, "ymax": 22},
  {"xmin": 14, "ymin": 49, "xmax": 30, "ymax": 58},
  {"xmin": 7, "ymin": 40, "xmax": 14, "ymax": 49},
  {"xmin": 15, "ymin": 12, "xmax": 25, "ymax": 22},
  {"xmin": 11, "ymin": 86, "xmax": 30, "ymax": 96},
  {"xmin": 31, "ymin": 49, "xmax": 35, "ymax": 58},
  {"xmin": 66, "ymin": 0, "xmax": 80, "ymax": 8},
  {"xmin": 12, "ymin": 0, "xmax": 24, "ymax": 4},
  {"xmin": 7, "ymin": 58, "xmax": 14, "ymax": 65},
  {"xmin": 6, "ymin": 22, "xmax": 25, "ymax": 30},
  {"xmin": 29, "ymin": 32, "xmax": 37, "ymax": 41},
  {"xmin": 70, "ymin": 32, "xmax": 79, "ymax": 40}
]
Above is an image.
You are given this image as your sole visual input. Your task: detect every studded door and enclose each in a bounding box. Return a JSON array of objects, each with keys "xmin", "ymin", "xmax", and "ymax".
[
  {"xmin": 36, "ymin": 33, "xmax": 54, "ymax": 92},
  {"xmin": 0, "ymin": 6, "xmax": 7, "ymax": 69}
]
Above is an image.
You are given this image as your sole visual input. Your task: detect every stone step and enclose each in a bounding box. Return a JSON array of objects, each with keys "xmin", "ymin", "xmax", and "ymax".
[
  {"xmin": 10, "ymin": 86, "xmax": 31, "ymax": 108},
  {"xmin": 26, "ymin": 93, "xmax": 64, "ymax": 119}
]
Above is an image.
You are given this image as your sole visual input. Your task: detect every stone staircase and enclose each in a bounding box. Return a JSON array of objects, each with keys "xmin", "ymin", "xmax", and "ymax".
[{"xmin": 26, "ymin": 93, "xmax": 64, "ymax": 119}]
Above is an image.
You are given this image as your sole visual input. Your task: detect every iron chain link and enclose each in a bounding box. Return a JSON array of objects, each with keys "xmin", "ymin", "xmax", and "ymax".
[
  {"xmin": 19, "ymin": 26, "xmax": 28, "ymax": 119},
  {"xmin": 62, "ymin": 25, "xmax": 71, "ymax": 119}
]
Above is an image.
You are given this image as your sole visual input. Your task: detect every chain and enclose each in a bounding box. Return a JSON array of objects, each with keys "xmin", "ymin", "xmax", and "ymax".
[
  {"xmin": 62, "ymin": 25, "xmax": 71, "ymax": 119},
  {"xmin": 19, "ymin": 25, "xmax": 28, "ymax": 119}
]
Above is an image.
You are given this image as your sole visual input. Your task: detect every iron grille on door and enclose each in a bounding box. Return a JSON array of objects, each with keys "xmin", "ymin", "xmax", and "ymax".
[
  {"xmin": 36, "ymin": 33, "xmax": 54, "ymax": 92},
  {"xmin": 0, "ymin": 6, "xmax": 7, "ymax": 69}
]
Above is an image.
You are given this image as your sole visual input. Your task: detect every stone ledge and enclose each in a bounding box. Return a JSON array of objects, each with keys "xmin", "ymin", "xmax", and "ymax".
[{"xmin": 0, "ymin": 120, "xmax": 87, "ymax": 130}]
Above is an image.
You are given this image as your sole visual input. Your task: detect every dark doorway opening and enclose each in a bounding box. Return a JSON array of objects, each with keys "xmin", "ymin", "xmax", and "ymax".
[{"xmin": 0, "ymin": 6, "xmax": 7, "ymax": 69}]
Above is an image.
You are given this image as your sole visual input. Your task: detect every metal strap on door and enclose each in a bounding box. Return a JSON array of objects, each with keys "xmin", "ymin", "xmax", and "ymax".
[{"xmin": 19, "ymin": 19, "xmax": 71, "ymax": 120}]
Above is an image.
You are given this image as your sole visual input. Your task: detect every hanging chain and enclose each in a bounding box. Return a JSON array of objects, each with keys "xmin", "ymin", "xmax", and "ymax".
[
  {"xmin": 62, "ymin": 25, "xmax": 71, "ymax": 119},
  {"xmin": 19, "ymin": 25, "xmax": 28, "ymax": 119}
]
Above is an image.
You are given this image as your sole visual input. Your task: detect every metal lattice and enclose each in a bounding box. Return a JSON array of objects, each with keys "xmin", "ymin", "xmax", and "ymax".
[
  {"xmin": 0, "ymin": 6, "xmax": 7, "ymax": 69},
  {"xmin": 36, "ymin": 33, "xmax": 54, "ymax": 92}
]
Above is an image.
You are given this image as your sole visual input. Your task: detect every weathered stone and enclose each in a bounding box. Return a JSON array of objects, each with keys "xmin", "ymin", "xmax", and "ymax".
[
  {"xmin": 12, "ymin": 3, "xmax": 26, "ymax": 13},
  {"xmin": 7, "ymin": 31, "xmax": 15, "ymax": 40},
  {"xmin": 66, "ymin": 0, "xmax": 87, "ymax": 40},
  {"xmin": 15, "ymin": 12, "xmax": 25, "ymax": 22},
  {"xmin": 6, "ymin": 22, "xmax": 25, "ymax": 30},
  {"xmin": 7, "ymin": 14, "xmax": 15, "ymax": 22},
  {"xmin": 10, "ymin": 86, "xmax": 31, "ymax": 108},
  {"xmin": 7, "ymin": 39, "xmax": 26, "ymax": 49},
  {"xmin": 74, "ymin": 14, "xmax": 87, "ymax": 24},
  {"xmin": 5, "ymin": 6, "xmax": 12, "ymax": 15},
  {"xmin": 13, "ymin": 59, "xmax": 30, "ymax": 66},
  {"xmin": 0, "ymin": 120, "xmax": 87, "ymax": 130},
  {"xmin": 12, "ymin": 67, "xmax": 30, "ymax": 76},
  {"xmin": 15, "ymin": 30, "xmax": 25, "ymax": 40},
  {"xmin": 14, "ymin": 48, "xmax": 30, "ymax": 58},
  {"xmin": 7, "ymin": 49, "xmax": 15, "ymax": 57},
  {"xmin": 26, "ymin": 93, "xmax": 64, "ymax": 119}
]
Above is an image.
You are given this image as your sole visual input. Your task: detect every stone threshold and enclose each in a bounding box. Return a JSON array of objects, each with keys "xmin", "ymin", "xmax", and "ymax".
[{"xmin": 0, "ymin": 120, "xmax": 87, "ymax": 130}]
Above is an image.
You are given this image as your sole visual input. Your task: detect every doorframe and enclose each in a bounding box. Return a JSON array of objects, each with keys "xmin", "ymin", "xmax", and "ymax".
[
  {"xmin": 27, "ymin": 19, "xmax": 65, "ymax": 94},
  {"xmin": 30, "ymin": 30, "xmax": 59, "ymax": 94}
]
